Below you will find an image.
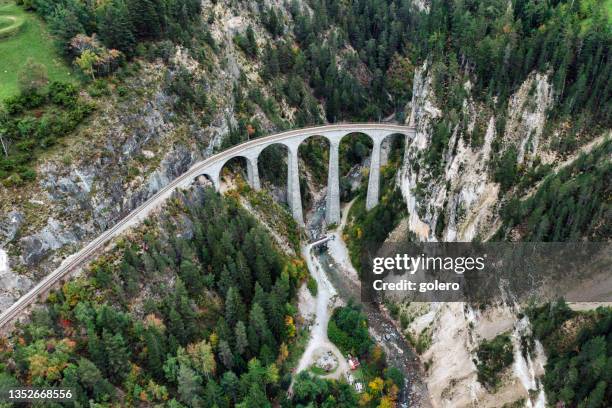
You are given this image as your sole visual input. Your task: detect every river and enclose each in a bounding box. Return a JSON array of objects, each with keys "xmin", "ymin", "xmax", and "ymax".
[{"xmin": 303, "ymin": 193, "xmax": 431, "ymax": 407}]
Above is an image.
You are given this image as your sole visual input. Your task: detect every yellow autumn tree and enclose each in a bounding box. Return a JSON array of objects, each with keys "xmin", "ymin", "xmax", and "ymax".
[
  {"xmin": 266, "ymin": 363, "xmax": 280, "ymax": 384},
  {"xmin": 285, "ymin": 315, "xmax": 296, "ymax": 338},
  {"xmin": 378, "ymin": 395, "xmax": 396, "ymax": 408},
  {"xmin": 209, "ymin": 332, "xmax": 219, "ymax": 348},
  {"xmin": 186, "ymin": 340, "xmax": 216, "ymax": 378},
  {"xmin": 28, "ymin": 354, "xmax": 49, "ymax": 379},
  {"xmin": 75, "ymin": 49, "xmax": 98, "ymax": 80},
  {"xmin": 359, "ymin": 392, "xmax": 373, "ymax": 406},
  {"xmin": 371, "ymin": 344, "xmax": 384, "ymax": 363},
  {"xmin": 368, "ymin": 377, "xmax": 385, "ymax": 396},
  {"xmin": 277, "ymin": 342, "xmax": 289, "ymax": 365}
]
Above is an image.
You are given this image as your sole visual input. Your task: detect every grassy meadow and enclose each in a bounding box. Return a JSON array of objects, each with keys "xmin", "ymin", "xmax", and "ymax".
[{"xmin": 0, "ymin": 1, "xmax": 74, "ymax": 100}]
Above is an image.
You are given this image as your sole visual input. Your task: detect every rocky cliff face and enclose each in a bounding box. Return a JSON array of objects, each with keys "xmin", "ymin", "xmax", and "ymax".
[
  {"xmin": 398, "ymin": 64, "xmax": 554, "ymax": 407},
  {"xmin": 394, "ymin": 62, "xmax": 604, "ymax": 407},
  {"xmin": 401, "ymin": 64, "xmax": 557, "ymax": 243},
  {"xmin": 0, "ymin": 0, "xmax": 301, "ymax": 311},
  {"xmin": 0, "ymin": 63, "xmax": 206, "ymax": 309}
]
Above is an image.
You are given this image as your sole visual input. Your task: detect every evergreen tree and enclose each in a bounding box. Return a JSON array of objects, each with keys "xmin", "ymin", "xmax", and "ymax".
[
  {"xmin": 234, "ymin": 321, "xmax": 248, "ymax": 356},
  {"xmin": 248, "ymin": 303, "xmax": 272, "ymax": 355},
  {"xmin": 179, "ymin": 260, "xmax": 202, "ymax": 296},
  {"xmin": 86, "ymin": 329, "xmax": 106, "ymax": 373},
  {"xmin": 145, "ymin": 328, "xmax": 166, "ymax": 380},
  {"xmin": 96, "ymin": 0, "xmax": 136, "ymax": 55},
  {"xmin": 102, "ymin": 329, "xmax": 131, "ymax": 382},
  {"xmin": 246, "ymin": 25, "xmax": 257, "ymax": 56},
  {"xmin": 128, "ymin": 0, "xmax": 163, "ymax": 39},
  {"xmin": 177, "ymin": 365, "xmax": 203, "ymax": 406},
  {"xmin": 225, "ymin": 287, "xmax": 246, "ymax": 327},
  {"xmin": 47, "ymin": 5, "xmax": 86, "ymax": 55},
  {"xmin": 235, "ymin": 252, "xmax": 253, "ymax": 300},
  {"xmin": 221, "ymin": 371, "xmax": 241, "ymax": 403},
  {"xmin": 203, "ymin": 380, "xmax": 224, "ymax": 408},
  {"xmin": 218, "ymin": 340, "xmax": 234, "ymax": 370},
  {"xmin": 238, "ymin": 382, "xmax": 270, "ymax": 407}
]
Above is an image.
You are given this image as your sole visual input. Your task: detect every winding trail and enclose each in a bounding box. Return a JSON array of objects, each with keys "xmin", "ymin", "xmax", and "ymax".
[
  {"xmin": 294, "ymin": 191, "xmax": 431, "ymax": 405},
  {"xmin": 293, "ymin": 242, "xmax": 350, "ymax": 381}
]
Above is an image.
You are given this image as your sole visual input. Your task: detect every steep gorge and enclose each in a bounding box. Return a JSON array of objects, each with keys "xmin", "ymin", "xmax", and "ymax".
[{"xmin": 0, "ymin": 0, "xmax": 610, "ymax": 406}]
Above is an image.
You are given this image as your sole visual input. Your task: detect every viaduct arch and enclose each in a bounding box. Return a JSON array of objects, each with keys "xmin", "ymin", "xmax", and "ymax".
[{"xmin": 192, "ymin": 124, "xmax": 414, "ymax": 225}]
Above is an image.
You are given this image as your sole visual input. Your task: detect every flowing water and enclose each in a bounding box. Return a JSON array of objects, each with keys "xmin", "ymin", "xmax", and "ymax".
[{"xmin": 303, "ymin": 194, "xmax": 430, "ymax": 407}]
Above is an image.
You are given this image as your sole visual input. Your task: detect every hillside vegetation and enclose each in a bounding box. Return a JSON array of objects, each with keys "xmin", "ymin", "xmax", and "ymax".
[
  {"xmin": 498, "ymin": 139, "xmax": 611, "ymax": 241},
  {"xmin": 0, "ymin": 188, "xmax": 309, "ymax": 406},
  {"xmin": 527, "ymin": 301, "xmax": 611, "ymax": 407}
]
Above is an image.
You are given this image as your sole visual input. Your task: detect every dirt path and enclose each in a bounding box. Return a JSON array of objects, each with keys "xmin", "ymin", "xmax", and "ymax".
[
  {"xmin": 292, "ymin": 242, "xmax": 350, "ymax": 384},
  {"xmin": 327, "ymin": 199, "xmax": 360, "ymax": 286}
]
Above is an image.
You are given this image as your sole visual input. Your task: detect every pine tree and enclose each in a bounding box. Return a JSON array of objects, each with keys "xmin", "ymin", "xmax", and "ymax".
[
  {"xmin": 203, "ymin": 380, "xmax": 224, "ymax": 408},
  {"xmin": 234, "ymin": 321, "xmax": 248, "ymax": 356},
  {"xmin": 238, "ymin": 382, "xmax": 270, "ymax": 408},
  {"xmin": 102, "ymin": 330, "xmax": 131, "ymax": 382},
  {"xmin": 221, "ymin": 371, "xmax": 240, "ymax": 403},
  {"xmin": 248, "ymin": 303, "xmax": 272, "ymax": 354},
  {"xmin": 145, "ymin": 328, "xmax": 166, "ymax": 380},
  {"xmin": 47, "ymin": 5, "xmax": 85, "ymax": 55},
  {"xmin": 215, "ymin": 318, "xmax": 231, "ymax": 345},
  {"xmin": 246, "ymin": 25, "xmax": 258, "ymax": 57},
  {"xmin": 235, "ymin": 252, "xmax": 252, "ymax": 300},
  {"xmin": 96, "ymin": 0, "xmax": 136, "ymax": 55},
  {"xmin": 252, "ymin": 283, "xmax": 266, "ymax": 307},
  {"xmin": 218, "ymin": 340, "xmax": 234, "ymax": 369},
  {"xmin": 167, "ymin": 307, "xmax": 186, "ymax": 344},
  {"xmin": 218, "ymin": 266, "xmax": 233, "ymax": 296},
  {"xmin": 179, "ymin": 260, "xmax": 202, "ymax": 296},
  {"xmin": 225, "ymin": 287, "xmax": 246, "ymax": 327},
  {"xmin": 186, "ymin": 340, "xmax": 216, "ymax": 379},
  {"xmin": 86, "ymin": 329, "xmax": 106, "ymax": 373},
  {"xmin": 128, "ymin": 0, "xmax": 163, "ymax": 39},
  {"xmin": 177, "ymin": 365, "xmax": 203, "ymax": 406},
  {"xmin": 266, "ymin": 290, "xmax": 285, "ymax": 339}
]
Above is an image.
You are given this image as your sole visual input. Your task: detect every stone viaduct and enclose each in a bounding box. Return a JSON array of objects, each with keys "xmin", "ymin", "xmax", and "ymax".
[{"xmin": 187, "ymin": 123, "xmax": 415, "ymax": 225}]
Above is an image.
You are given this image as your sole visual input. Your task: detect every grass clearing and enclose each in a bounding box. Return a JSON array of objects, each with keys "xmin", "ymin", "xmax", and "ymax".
[
  {"xmin": 0, "ymin": 1, "xmax": 75, "ymax": 100},
  {"xmin": 309, "ymin": 365, "xmax": 332, "ymax": 376}
]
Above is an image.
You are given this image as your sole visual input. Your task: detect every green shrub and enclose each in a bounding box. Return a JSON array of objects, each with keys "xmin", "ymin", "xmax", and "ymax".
[
  {"xmin": 306, "ymin": 276, "xmax": 317, "ymax": 297},
  {"xmin": 328, "ymin": 302, "xmax": 372, "ymax": 357},
  {"xmin": 48, "ymin": 81, "xmax": 78, "ymax": 106},
  {"xmin": 399, "ymin": 313, "xmax": 411, "ymax": 329},
  {"xmin": 19, "ymin": 167, "xmax": 36, "ymax": 181},
  {"xmin": 0, "ymin": 83, "xmax": 94, "ymax": 184},
  {"xmin": 88, "ymin": 80, "xmax": 110, "ymax": 97},
  {"xmin": 2, "ymin": 173, "xmax": 23, "ymax": 187},
  {"xmin": 476, "ymin": 333, "xmax": 514, "ymax": 390},
  {"xmin": 116, "ymin": 85, "xmax": 128, "ymax": 97}
]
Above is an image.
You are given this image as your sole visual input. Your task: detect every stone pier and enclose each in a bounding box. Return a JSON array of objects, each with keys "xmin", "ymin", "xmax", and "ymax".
[
  {"xmin": 287, "ymin": 145, "xmax": 304, "ymax": 225},
  {"xmin": 366, "ymin": 138, "xmax": 383, "ymax": 210},
  {"xmin": 326, "ymin": 136, "xmax": 342, "ymax": 225}
]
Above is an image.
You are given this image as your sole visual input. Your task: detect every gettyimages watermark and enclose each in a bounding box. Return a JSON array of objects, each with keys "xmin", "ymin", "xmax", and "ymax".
[{"xmin": 361, "ymin": 242, "xmax": 611, "ymax": 303}]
